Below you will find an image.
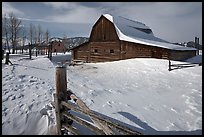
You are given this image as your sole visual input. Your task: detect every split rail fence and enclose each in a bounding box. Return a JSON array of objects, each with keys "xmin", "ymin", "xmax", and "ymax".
[
  {"xmin": 168, "ymin": 60, "xmax": 201, "ymax": 71},
  {"xmin": 52, "ymin": 66, "xmax": 143, "ymax": 135}
]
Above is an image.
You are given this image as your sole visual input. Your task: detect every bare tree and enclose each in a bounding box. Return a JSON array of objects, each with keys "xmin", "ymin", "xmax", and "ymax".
[
  {"xmin": 44, "ymin": 29, "xmax": 50, "ymax": 45},
  {"xmin": 21, "ymin": 26, "xmax": 27, "ymax": 54},
  {"xmin": 2, "ymin": 14, "xmax": 11, "ymax": 53},
  {"xmin": 8, "ymin": 13, "xmax": 22, "ymax": 54},
  {"xmin": 29, "ymin": 23, "xmax": 35, "ymax": 59},
  {"xmin": 37, "ymin": 24, "xmax": 42, "ymax": 44},
  {"xmin": 29, "ymin": 23, "xmax": 33, "ymax": 45},
  {"xmin": 37, "ymin": 24, "xmax": 43, "ymax": 56},
  {"xmin": 44, "ymin": 29, "xmax": 51, "ymax": 57},
  {"xmin": 33, "ymin": 25, "xmax": 37, "ymax": 44}
]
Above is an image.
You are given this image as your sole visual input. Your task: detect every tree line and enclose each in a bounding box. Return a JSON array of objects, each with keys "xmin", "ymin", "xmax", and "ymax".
[{"xmin": 2, "ymin": 12, "xmax": 50, "ymax": 54}]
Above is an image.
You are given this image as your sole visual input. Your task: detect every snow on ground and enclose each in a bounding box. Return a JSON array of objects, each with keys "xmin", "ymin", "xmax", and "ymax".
[
  {"xmin": 2, "ymin": 54, "xmax": 57, "ymax": 135},
  {"xmin": 2, "ymin": 52, "xmax": 202, "ymax": 135}
]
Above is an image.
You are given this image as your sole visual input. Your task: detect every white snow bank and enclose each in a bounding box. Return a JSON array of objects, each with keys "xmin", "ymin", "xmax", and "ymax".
[
  {"xmin": 2, "ymin": 55, "xmax": 57, "ymax": 135},
  {"xmin": 68, "ymin": 57, "xmax": 202, "ymax": 135}
]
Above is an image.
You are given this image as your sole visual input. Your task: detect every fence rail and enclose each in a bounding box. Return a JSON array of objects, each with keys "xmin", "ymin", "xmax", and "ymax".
[
  {"xmin": 168, "ymin": 60, "xmax": 201, "ymax": 71},
  {"xmin": 53, "ymin": 66, "xmax": 143, "ymax": 135}
]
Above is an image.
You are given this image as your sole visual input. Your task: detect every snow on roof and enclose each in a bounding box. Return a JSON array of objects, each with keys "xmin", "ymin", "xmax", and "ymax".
[
  {"xmin": 103, "ymin": 14, "xmax": 196, "ymax": 51},
  {"xmin": 49, "ymin": 37, "xmax": 63, "ymax": 42}
]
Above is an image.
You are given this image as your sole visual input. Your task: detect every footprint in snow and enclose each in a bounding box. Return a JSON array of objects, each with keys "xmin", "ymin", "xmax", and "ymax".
[{"xmin": 40, "ymin": 108, "xmax": 48, "ymax": 115}]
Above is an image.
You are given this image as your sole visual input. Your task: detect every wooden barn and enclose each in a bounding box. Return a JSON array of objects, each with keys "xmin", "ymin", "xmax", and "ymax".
[
  {"xmin": 51, "ymin": 38, "xmax": 68, "ymax": 54},
  {"xmin": 71, "ymin": 14, "xmax": 196, "ymax": 63}
]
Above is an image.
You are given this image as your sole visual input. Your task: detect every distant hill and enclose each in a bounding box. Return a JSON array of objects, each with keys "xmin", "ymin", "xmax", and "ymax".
[
  {"xmin": 12, "ymin": 37, "xmax": 89, "ymax": 51},
  {"xmin": 42, "ymin": 36, "xmax": 89, "ymax": 50},
  {"xmin": 62, "ymin": 37, "xmax": 89, "ymax": 50}
]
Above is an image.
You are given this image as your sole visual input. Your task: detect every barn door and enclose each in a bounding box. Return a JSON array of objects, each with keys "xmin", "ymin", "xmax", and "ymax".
[{"xmin": 74, "ymin": 50, "xmax": 78, "ymax": 60}]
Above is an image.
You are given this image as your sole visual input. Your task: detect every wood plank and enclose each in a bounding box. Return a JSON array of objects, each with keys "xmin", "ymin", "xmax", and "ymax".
[
  {"xmin": 61, "ymin": 101, "xmax": 142, "ymax": 135},
  {"xmin": 62, "ymin": 112, "xmax": 105, "ymax": 135},
  {"xmin": 54, "ymin": 94, "xmax": 62, "ymax": 135},
  {"xmin": 62, "ymin": 124, "xmax": 80, "ymax": 135},
  {"xmin": 69, "ymin": 95, "xmax": 114, "ymax": 135},
  {"xmin": 61, "ymin": 98, "xmax": 142, "ymax": 135}
]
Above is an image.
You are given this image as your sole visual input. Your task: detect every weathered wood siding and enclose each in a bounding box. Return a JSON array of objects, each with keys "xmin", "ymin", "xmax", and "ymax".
[
  {"xmin": 120, "ymin": 41, "xmax": 169, "ymax": 60},
  {"xmin": 72, "ymin": 42, "xmax": 89, "ymax": 62},
  {"xmin": 89, "ymin": 42, "xmax": 120, "ymax": 62},
  {"xmin": 169, "ymin": 50, "xmax": 196, "ymax": 61},
  {"xmin": 89, "ymin": 16, "xmax": 119, "ymax": 42}
]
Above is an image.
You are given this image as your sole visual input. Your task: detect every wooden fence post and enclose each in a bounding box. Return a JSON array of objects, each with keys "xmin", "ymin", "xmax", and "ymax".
[
  {"xmin": 56, "ymin": 66, "xmax": 67, "ymax": 100},
  {"xmin": 5, "ymin": 53, "xmax": 9, "ymax": 64},
  {"xmin": 5, "ymin": 52, "xmax": 12, "ymax": 65},
  {"xmin": 2, "ymin": 50, "xmax": 4, "ymax": 60},
  {"xmin": 54, "ymin": 93, "xmax": 62, "ymax": 135},
  {"xmin": 29, "ymin": 43, "xmax": 32, "ymax": 60},
  {"xmin": 55, "ymin": 66, "xmax": 67, "ymax": 135},
  {"xmin": 55, "ymin": 66, "xmax": 74, "ymax": 135},
  {"xmin": 168, "ymin": 60, "xmax": 171, "ymax": 71}
]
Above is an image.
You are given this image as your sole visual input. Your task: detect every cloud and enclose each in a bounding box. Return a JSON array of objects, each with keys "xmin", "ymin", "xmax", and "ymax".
[
  {"xmin": 2, "ymin": 2, "xmax": 24, "ymax": 17},
  {"xmin": 3, "ymin": 2, "xmax": 201, "ymax": 44},
  {"xmin": 100, "ymin": 2, "xmax": 202, "ymax": 43},
  {"xmin": 43, "ymin": 2, "xmax": 103, "ymax": 24},
  {"xmin": 42, "ymin": 2, "xmax": 77, "ymax": 10}
]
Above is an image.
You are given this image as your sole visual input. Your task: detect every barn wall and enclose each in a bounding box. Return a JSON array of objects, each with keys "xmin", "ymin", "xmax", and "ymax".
[
  {"xmin": 169, "ymin": 50, "xmax": 196, "ymax": 61},
  {"xmin": 120, "ymin": 41, "xmax": 169, "ymax": 60},
  {"xmin": 89, "ymin": 41, "xmax": 120, "ymax": 62},
  {"xmin": 72, "ymin": 42, "xmax": 90, "ymax": 62},
  {"xmin": 89, "ymin": 16, "xmax": 119, "ymax": 42}
]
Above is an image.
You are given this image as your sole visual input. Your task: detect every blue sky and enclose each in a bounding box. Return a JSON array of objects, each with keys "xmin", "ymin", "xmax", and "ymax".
[{"xmin": 2, "ymin": 2, "xmax": 202, "ymax": 44}]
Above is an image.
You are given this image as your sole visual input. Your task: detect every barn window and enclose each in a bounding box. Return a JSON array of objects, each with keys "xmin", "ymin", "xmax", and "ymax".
[
  {"xmin": 110, "ymin": 49, "xmax": 114, "ymax": 53},
  {"xmin": 103, "ymin": 34, "xmax": 106, "ymax": 40},
  {"xmin": 94, "ymin": 49, "xmax": 98, "ymax": 53}
]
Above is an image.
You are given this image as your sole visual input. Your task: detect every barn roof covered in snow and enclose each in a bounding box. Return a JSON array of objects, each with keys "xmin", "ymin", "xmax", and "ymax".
[{"xmin": 103, "ymin": 14, "xmax": 196, "ymax": 51}]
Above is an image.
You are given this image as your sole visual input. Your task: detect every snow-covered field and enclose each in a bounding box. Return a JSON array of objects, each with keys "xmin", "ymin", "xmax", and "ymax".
[{"xmin": 2, "ymin": 52, "xmax": 202, "ymax": 135}]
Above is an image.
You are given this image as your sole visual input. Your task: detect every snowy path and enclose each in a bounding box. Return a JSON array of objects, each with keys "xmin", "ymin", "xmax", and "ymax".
[{"xmin": 2, "ymin": 55, "xmax": 56, "ymax": 135}]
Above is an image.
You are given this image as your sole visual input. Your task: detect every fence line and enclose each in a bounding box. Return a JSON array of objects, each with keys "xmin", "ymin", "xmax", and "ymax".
[{"xmin": 168, "ymin": 60, "xmax": 201, "ymax": 71}]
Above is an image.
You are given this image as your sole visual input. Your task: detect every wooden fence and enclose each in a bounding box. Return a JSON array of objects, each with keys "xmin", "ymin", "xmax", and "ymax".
[
  {"xmin": 168, "ymin": 60, "xmax": 201, "ymax": 71},
  {"xmin": 52, "ymin": 66, "xmax": 143, "ymax": 135}
]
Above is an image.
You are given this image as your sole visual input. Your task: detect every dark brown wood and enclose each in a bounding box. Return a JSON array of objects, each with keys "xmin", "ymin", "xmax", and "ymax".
[
  {"xmin": 5, "ymin": 52, "xmax": 9, "ymax": 65},
  {"xmin": 168, "ymin": 60, "xmax": 171, "ymax": 71},
  {"xmin": 5, "ymin": 53, "xmax": 12, "ymax": 65},
  {"xmin": 69, "ymin": 94, "xmax": 114, "ymax": 135},
  {"xmin": 61, "ymin": 101, "xmax": 142, "ymax": 135},
  {"xmin": 55, "ymin": 66, "xmax": 67, "ymax": 101},
  {"xmin": 54, "ymin": 94, "xmax": 62, "ymax": 135},
  {"xmin": 55, "ymin": 66, "xmax": 70, "ymax": 135},
  {"xmin": 62, "ymin": 112, "xmax": 106, "ymax": 135},
  {"xmin": 69, "ymin": 95, "xmax": 113, "ymax": 134},
  {"xmin": 2, "ymin": 50, "xmax": 4, "ymax": 60},
  {"xmin": 62, "ymin": 124, "xmax": 80, "ymax": 135}
]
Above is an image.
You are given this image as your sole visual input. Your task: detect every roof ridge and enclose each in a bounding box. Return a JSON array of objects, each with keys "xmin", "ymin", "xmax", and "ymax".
[{"xmin": 118, "ymin": 16, "xmax": 146, "ymax": 26}]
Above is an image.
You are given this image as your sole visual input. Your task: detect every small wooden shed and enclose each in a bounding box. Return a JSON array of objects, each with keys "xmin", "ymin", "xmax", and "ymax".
[{"xmin": 71, "ymin": 14, "xmax": 196, "ymax": 63}]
